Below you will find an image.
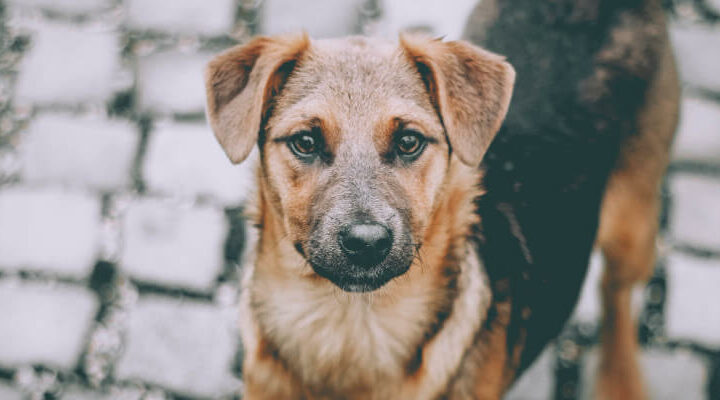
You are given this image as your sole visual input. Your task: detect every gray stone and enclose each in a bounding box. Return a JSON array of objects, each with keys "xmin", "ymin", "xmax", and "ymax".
[
  {"xmin": 14, "ymin": 21, "xmax": 120, "ymax": 105},
  {"xmin": 136, "ymin": 52, "xmax": 210, "ymax": 115},
  {"xmin": 376, "ymin": 0, "xmax": 478, "ymax": 39},
  {"xmin": 126, "ymin": 0, "xmax": 235, "ymax": 36},
  {"xmin": 671, "ymin": 24, "xmax": 720, "ymax": 92},
  {"xmin": 120, "ymin": 199, "xmax": 228, "ymax": 290},
  {"xmin": 670, "ymin": 174, "xmax": 720, "ymax": 250},
  {"xmin": 581, "ymin": 347, "xmax": 707, "ymax": 400},
  {"xmin": 19, "ymin": 114, "xmax": 138, "ymax": 191},
  {"xmin": 572, "ymin": 252, "xmax": 603, "ymax": 323},
  {"xmin": 142, "ymin": 122, "xmax": 255, "ymax": 205},
  {"xmin": 707, "ymin": 0, "xmax": 720, "ymax": 15},
  {"xmin": 0, "ymin": 382, "xmax": 23, "ymax": 400},
  {"xmin": 6, "ymin": 0, "xmax": 111, "ymax": 14},
  {"xmin": 0, "ymin": 188, "xmax": 101, "ymax": 277},
  {"xmin": 505, "ymin": 346, "xmax": 555, "ymax": 400},
  {"xmin": 666, "ymin": 253, "xmax": 720, "ymax": 349},
  {"xmin": 0, "ymin": 281, "xmax": 98, "ymax": 369},
  {"xmin": 115, "ymin": 296, "xmax": 242, "ymax": 398},
  {"xmin": 673, "ymin": 95, "xmax": 720, "ymax": 164},
  {"xmin": 263, "ymin": 0, "xmax": 364, "ymax": 38}
]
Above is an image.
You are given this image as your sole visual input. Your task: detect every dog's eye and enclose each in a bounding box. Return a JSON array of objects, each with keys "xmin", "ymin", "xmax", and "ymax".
[
  {"xmin": 289, "ymin": 132, "xmax": 318, "ymax": 157},
  {"xmin": 395, "ymin": 132, "xmax": 426, "ymax": 158}
]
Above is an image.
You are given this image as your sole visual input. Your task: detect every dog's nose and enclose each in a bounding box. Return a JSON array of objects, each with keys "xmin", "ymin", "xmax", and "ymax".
[{"xmin": 339, "ymin": 223, "xmax": 392, "ymax": 266}]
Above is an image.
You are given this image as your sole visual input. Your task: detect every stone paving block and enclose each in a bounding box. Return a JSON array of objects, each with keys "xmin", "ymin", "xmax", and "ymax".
[
  {"xmin": 670, "ymin": 174, "xmax": 720, "ymax": 250},
  {"xmin": 671, "ymin": 24, "xmax": 720, "ymax": 92},
  {"xmin": 0, "ymin": 188, "xmax": 101, "ymax": 277},
  {"xmin": 136, "ymin": 52, "xmax": 210, "ymax": 115},
  {"xmin": 263, "ymin": 0, "xmax": 364, "ymax": 38},
  {"xmin": 142, "ymin": 122, "xmax": 255, "ymax": 205},
  {"xmin": 708, "ymin": 0, "xmax": 720, "ymax": 15},
  {"xmin": 60, "ymin": 386, "xmax": 146, "ymax": 400},
  {"xmin": 126, "ymin": 0, "xmax": 235, "ymax": 36},
  {"xmin": 376, "ymin": 0, "xmax": 478, "ymax": 39},
  {"xmin": 573, "ymin": 252, "xmax": 603, "ymax": 323},
  {"xmin": 19, "ymin": 113, "xmax": 138, "ymax": 191},
  {"xmin": 666, "ymin": 253, "xmax": 720, "ymax": 349},
  {"xmin": 14, "ymin": 21, "xmax": 120, "ymax": 105},
  {"xmin": 5, "ymin": 0, "xmax": 112, "ymax": 14},
  {"xmin": 505, "ymin": 346, "xmax": 555, "ymax": 400},
  {"xmin": 580, "ymin": 347, "xmax": 708, "ymax": 400},
  {"xmin": 115, "ymin": 296, "xmax": 242, "ymax": 398},
  {"xmin": 673, "ymin": 95, "xmax": 720, "ymax": 164},
  {"xmin": 572, "ymin": 252, "xmax": 647, "ymax": 324},
  {"xmin": 0, "ymin": 382, "xmax": 23, "ymax": 400},
  {"xmin": 0, "ymin": 281, "xmax": 99, "ymax": 369},
  {"xmin": 120, "ymin": 199, "xmax": 228, "ymax": 290}
]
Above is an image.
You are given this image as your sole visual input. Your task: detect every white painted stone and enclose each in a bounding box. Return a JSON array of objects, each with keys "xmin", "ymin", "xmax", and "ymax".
[
  {"xmin": 19, "ymin": 113, "xmax": 138, "ymax": 191},
  {"xmin": 115, "ymin": 296, "xmax": 242, "ymax": 398},
  {"xmin": 376, "ymin": 0, "xmax": 478, "ymax": 39},
  {"xmin": 505, "ymin": 346, "xmax": 555, "ymax": 400},
  {"xmin": 264, "ymin": 0, "xmax": 363, "ymax": 38},
  {"xmin": 120, "ymin": 199, "xmax": 228, "ymax": 290},
  {"xmin": 143, "ymin": 122, "xmax": 255, "ymax": 205},
  {"xmin": 671, "ymin": 24, "xmax": 720, "ymax": 91},
  {"xmin": 572, "ymin": 252, "xmax": 646, "ymax": 324},
  {"xmin": 0, "ymin": 188, "xmax": 101, "ymax": 277},
  {"xmin": 672, "ymin": 95, "xmax": 720, "ymax": 164},
  {"xmin": 61, "ymin": 386, "xmax": 144, "ymax": 400},
  {"xmin": 580, "ymin": 347, "xmax": 707, "ymax": 400},
  {"xmin": 0, "ymin": 281, "xmax": 98, "ymax": 369},
  {"xmin": 14, "ymin": 21, "xmax": 120, "ymax": 105},
  {"xmin": 0, "ymin": 382, "xmax": 22, "ymax": 400},
  {"xmin": 60, "ymin": 387, "xmax": 116, "ymax": 400},
  {"xmin": 707, "ymin": 0, "xmax": 720, "ymax": 15},
  {"xmin": 670, "ymin": 174, "xmax": 720, "ymax": 250},
  {"xmin": 136, "ymin": 52, "xmax": 210, "ymax": 114},
  {"xmin": 126, "ymin": 0, "xmax": 235, "ymax": 36},
  {"xmin": 666, "ymin": 253, "xmax": 720, "ymax": 349},
  {"xmin": 6, "ymin": 0, "xmax": 111, "ymax": 14},
  {"xmin": 573, "ymin": 252, "xmax": 603, "ymax": 323}
]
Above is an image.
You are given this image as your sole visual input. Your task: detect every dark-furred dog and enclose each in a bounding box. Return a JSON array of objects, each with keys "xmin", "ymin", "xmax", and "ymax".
[{"xmin": 203, "ymin": 0, "xmax": 679, "ymax": 398}]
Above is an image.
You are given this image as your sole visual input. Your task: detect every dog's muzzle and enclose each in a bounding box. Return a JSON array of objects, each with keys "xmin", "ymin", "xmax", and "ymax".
[
  {"xmin": 338, "ymin": 223, "xmax": 393, "ymax": 267},
  {"xmin": 307, "ymin": 215, "xmax": 413, "ymax": 293}
]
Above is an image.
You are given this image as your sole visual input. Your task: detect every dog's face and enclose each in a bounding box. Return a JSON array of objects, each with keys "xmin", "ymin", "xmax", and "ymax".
[{"xmin": 205, "ymin": 34, "xmax": 514, "ymax": 292}]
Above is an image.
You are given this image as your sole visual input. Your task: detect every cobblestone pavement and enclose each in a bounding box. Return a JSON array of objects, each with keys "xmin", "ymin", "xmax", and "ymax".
[{"xmin": 0, "ymin": 0, "xmax": 718, "ymax": 399}]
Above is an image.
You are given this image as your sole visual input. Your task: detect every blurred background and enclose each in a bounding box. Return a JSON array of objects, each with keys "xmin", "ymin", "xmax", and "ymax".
[{"xmin": 0, "ymin": 0, "xmax": 718, "ymax": 399}]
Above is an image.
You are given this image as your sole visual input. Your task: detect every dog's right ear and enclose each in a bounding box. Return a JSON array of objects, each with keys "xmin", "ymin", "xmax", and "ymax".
[{"xmin": 204, "ymin": 33, "xmax": 310, "ymax": 164}]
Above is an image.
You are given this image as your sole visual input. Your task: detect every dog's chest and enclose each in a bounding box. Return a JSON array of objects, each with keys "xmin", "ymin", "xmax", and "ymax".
[{"xmin": 251, "ymin": 279, "xmax": 438, "ymax": 394}]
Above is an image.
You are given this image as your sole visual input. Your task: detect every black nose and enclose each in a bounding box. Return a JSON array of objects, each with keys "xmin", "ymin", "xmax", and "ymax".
[{"xmin": 339, "ymin": 223, "xmax": 392, "ymax": 266}]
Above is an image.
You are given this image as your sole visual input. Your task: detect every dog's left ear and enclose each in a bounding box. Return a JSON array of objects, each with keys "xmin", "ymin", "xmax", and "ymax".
[
  {"xmin": 400, "ymin": 34, "xmax": 515, "ymax": 167},
  {"xmin": 205, "ymin": 33, "xmax": 310, "ymax": 164}
]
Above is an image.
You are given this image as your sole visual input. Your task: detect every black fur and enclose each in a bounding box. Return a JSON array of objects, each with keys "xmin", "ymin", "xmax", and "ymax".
[{"xmin": 464, "ymin": 0, "xmax": 666, "ymax": 374}]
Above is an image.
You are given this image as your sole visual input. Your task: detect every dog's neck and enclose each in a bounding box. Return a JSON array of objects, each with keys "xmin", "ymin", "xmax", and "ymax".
[{"xmin": 239, "ymin": 160, "xmax": 492, "ymax": 399}]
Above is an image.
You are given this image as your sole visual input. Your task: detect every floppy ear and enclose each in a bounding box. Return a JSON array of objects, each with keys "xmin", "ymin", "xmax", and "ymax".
[
  {"xmin": 400, "ymin": 34, "xmax": 515, "ymax": 167},
  {"xmin": 204, "ymin": 33, "xmax": 310, "ymax": 164}
]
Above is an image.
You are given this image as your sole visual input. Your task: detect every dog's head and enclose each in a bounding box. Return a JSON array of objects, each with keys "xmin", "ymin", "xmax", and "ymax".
[{"xmin": 205, "ymin": 34, "xmax": 514, "ymax": 292}]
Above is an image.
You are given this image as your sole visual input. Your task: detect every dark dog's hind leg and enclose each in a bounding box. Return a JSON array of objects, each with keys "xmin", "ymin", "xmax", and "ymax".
[{"xmin": 595, "ymin": 40, "xmax": 679, "ymax": 400}]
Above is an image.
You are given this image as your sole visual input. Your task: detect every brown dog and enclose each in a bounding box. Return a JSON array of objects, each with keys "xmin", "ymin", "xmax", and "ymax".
[{"xmin": 203, "ymin": 0, "xmax": 679, "ymax": 398}]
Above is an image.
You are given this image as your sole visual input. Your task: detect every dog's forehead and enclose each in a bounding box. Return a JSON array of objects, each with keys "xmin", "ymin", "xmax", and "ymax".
[{"xmin": 272, "ymin": 36, "xmax": 436, "ymax": 136}]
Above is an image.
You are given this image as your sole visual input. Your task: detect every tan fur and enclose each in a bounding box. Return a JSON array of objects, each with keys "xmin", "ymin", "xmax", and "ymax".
[
  {"xmin": 400, "ymin": 34, "xmax": 515, "ymax": 167},
  {"xmin": 241, "ymin": 158, "xmax": 493, "ymax": 400},
  {"xmin": 205, "ymin": 33, "xmax": 310, "ymax": 163},
  {"xmin": 595, "ymin": 20, "xmax": 680, "ymax": 400},
  {"xmin": 205, "ymin": 34, "xmax": 514, "ymax": 399},
  {"xmin": 205, "ymin": 19, "xmax": 677, "ymax": 397}
]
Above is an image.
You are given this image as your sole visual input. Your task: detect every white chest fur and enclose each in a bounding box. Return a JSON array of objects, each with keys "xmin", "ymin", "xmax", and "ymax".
[{"xmin": 239, "ymin": 243, "xmax": 491, "ymax": 400}]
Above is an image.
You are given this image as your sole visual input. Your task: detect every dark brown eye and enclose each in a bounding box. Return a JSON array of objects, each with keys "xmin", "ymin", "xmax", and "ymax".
[
  {"xmin": 290, "ymin": 133, "xmax": 317, "ymax": 156},
  {"xmin": 395, "ymin": 133, "xmax": 425, "ymax": 158}
]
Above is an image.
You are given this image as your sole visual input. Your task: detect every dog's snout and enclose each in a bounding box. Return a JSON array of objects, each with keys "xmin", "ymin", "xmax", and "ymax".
[{"xmin": 339, "ymin": 223, "xmax": 392, "ymax": 266}]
